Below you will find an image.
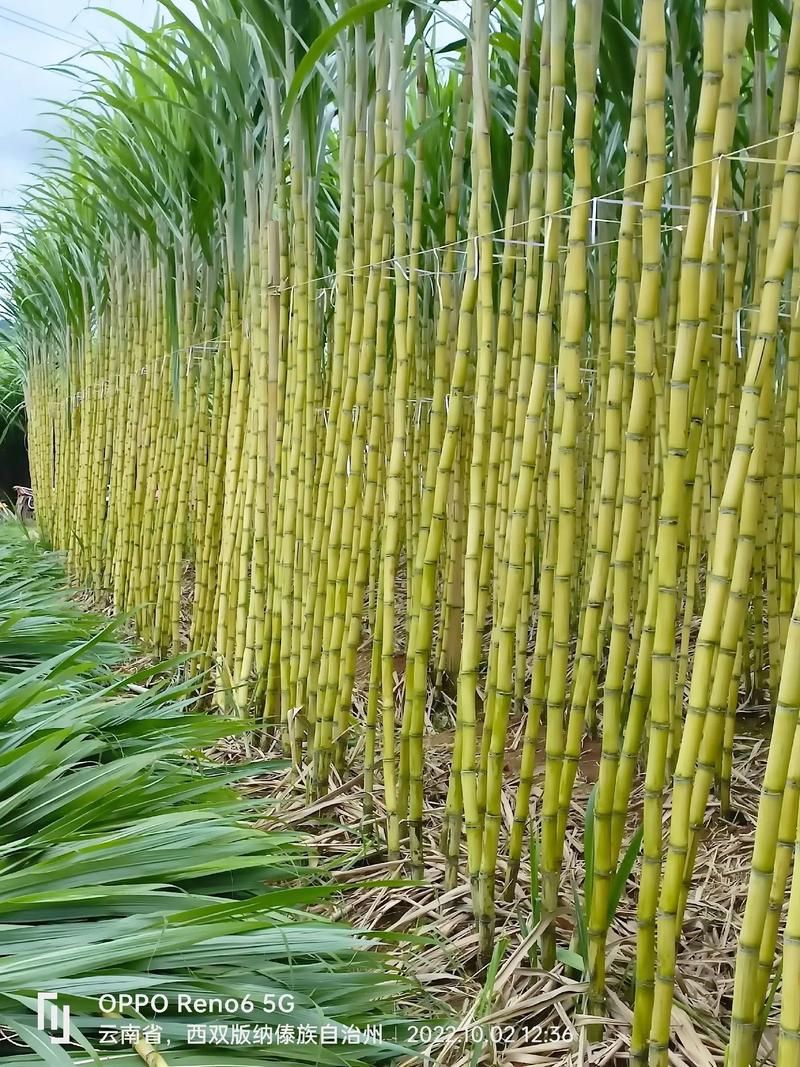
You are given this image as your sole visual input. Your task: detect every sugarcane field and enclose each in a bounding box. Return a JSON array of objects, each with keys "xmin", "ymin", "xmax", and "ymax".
[{"xmin": 2, "ymin": 0, "xmax": 800, "ymax": 1063}]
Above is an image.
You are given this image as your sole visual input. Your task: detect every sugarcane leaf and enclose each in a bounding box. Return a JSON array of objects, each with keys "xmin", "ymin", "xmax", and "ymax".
[
  {"xmin": 2, "ymin": 1016, "xmax": 79, "ymax": 1064},
  {"xmin": 556, "ymin": 945, "xmax": 587, "ymax": 976},
  {"xmin": 768, "ymin": 0, "xmax": 790, "ymax": 34},
  {"xmin": 0, "ymin": 528, "xmax": 420, "ymax": 1061},
  {"xmin": 583, "ymin": 785, "xmax": 596, "ymax": 920},
  {"xmin": 607, "ymin": 823, "xmax": 643, "ymax": 927},
  {"xmin": 753, "ymin": 0, "xmax": 770, "ymax": 52},
  {"xmin": 284, "ymin": 0, "xmax": 395, "ymax": 121}
]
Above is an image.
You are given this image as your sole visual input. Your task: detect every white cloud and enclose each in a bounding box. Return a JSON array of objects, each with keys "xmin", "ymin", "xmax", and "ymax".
[{"xmin": 0, "ymin": 2, "xmax": 192, "ymax": 264}]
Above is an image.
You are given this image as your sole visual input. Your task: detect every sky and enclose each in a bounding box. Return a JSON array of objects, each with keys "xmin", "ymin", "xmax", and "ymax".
[
  {"xmin": 0, "ymin": 1, "xmax": 175, "ymax": 265},
  {"xmin": 0, "ymin": 1, "xmax": 470, "ymax": 276}
]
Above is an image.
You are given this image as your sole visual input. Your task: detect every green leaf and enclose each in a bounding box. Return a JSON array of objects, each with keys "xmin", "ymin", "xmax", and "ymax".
[
  {"xmin": 583, "ymin": 785, "xmax": 596, "ymax": 920},
  {"xmin": 607, "ymin": 823, "xmax": 643, "ymax": 927},
  {"xmin": 0, "ymin": 528, "xmax": 419, "ymax": 1062},
  {"xmin": 556, "ymin": 946, "xmax": 586, "ymax": 974},
  {"xmin": 284, "ymin": 0, "xmax": 394, "ymax": 122}
]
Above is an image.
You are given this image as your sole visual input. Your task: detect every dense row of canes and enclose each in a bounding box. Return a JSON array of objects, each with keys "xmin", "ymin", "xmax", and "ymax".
[{"xmin": 8, "ymin": 0, "xmax": 800, "ymax": 1062}]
